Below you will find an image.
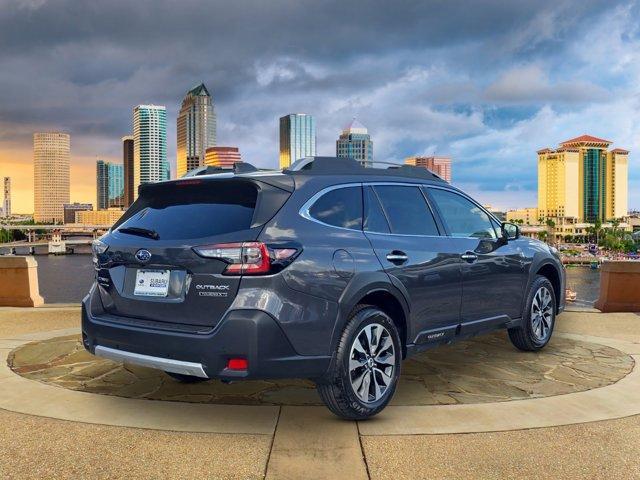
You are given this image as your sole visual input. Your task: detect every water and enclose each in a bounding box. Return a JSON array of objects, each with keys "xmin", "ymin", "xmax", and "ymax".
[
  {"xmin": 565, "ymin": 266, "xmax": 600, "ymax": 308},
  {"xmin": 35, "ymin": 254, "xmax": 95, "ymax": 304},
  {"xmin": 29, "ymin": 254, "xmax": 603, "ymax": 307}
]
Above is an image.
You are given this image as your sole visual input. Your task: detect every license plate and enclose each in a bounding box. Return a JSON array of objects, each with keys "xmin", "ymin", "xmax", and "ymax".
[{"xmin": 134, "ymin": 269, "xmax": 170, "ymax": 297}]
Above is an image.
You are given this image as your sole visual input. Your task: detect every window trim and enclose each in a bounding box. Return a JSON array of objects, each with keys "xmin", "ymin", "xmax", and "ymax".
[
  {"xmin": 299, "ymin": 181, "xmax": 446, "ymax": 238},
  {"xmin": 424, "ymin": 185, "xmax": 501, "ymax": 240}
]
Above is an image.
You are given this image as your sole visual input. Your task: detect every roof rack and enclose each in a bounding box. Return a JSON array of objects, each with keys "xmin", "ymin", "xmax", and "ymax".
[
  {"xmin": 182, "ymin": 162, "xmax": 260, "ymax": 177},
  {"xmin": 285, "ymin": 157, "xmax": 445, "ymax": 182}
]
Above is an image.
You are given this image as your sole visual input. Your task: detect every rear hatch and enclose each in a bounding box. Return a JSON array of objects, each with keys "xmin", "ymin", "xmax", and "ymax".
[{"xmin": 95, "ymin": 175, "xmax": 292, "ymax": 329}]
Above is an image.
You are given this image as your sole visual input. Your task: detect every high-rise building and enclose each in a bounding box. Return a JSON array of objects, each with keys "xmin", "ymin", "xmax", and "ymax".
[
  {"xmin": 176, "ymin": 83, "xmax": 216, "ymax": 177},
  {"xmin": 405, "ymin": 156, "xmax": 452, "ymax": 182},
  {"xmin": 33, "ymin": 132, "xmax": 70, "ymax": 223},
  {"xmin": 122, "ymin": 135, "xmax": 134, "ymax": 207},
  {"xmin": 537, "ymin": 135, "xmax": 628, "ymax": 222},
  {"xmin": 96, "ymin": 160, "xmax": 108, "ymax": 210},
  {"xmin": 133, "ymin": 105, "xmax": 168, "ymax": 201},
  {"xmin": 3, "ymin": 177, "xmax": 10, "ymax": 217},
  {"xmin": 63, "ymin": 202, "xmax": 92, "ymax": 224},
  {"xmin": 279, "ymin": 114, "xmax": 316, "ymax": 169},
  {"xmin": 204, "ymin": 146, "xmax": 241, "ymax": 169},
  {"xmin": 336, "ymin": 119, "xmax": 373, "ymax": 167},
  {"xmin": 97, "ymin": 160, "xmax": 125, "ymax": 209}
]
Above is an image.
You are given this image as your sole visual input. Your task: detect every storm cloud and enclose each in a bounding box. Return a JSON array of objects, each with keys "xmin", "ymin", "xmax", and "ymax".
[{"xmin": 0, "ymin": 0, "xmax": 638, "ymax": 211}]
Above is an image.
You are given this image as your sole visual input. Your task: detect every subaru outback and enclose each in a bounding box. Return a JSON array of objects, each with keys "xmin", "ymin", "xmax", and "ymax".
[{"xmin": 83, "ymin": 156, "xmax": 565, "ymax": 419}]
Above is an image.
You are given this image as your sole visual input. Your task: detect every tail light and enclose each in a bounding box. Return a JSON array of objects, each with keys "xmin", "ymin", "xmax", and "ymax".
[{"xmin": 193, "ymin": 242, "xmax": 299, "ymax": 276}]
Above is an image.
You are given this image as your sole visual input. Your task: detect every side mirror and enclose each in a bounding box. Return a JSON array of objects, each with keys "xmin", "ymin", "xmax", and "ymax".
[{"xmin": 501, "ymin": 222, "xmax": 520, "ymax": 241}]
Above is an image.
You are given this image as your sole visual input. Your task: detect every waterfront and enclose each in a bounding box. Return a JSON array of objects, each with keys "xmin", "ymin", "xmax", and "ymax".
[{"xmin": 32, "ymin": 254, "xmax": 602, "ymax": 307}]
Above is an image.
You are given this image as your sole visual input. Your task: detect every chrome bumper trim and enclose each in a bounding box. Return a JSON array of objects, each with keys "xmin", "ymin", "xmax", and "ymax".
[{"xmin": 94, "ymin": 345, "xmax": 208, "ymax": 378}]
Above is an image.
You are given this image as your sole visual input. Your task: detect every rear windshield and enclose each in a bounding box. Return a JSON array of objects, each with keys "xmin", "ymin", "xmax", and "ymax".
[{"xmin": 115, "ymin": 181, "xmax": 258, "ymax": 240}]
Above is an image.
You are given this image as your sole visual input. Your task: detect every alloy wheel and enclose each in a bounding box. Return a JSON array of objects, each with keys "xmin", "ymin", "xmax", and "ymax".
[
  {"xmin": 531, "ymin": 286, "xmax": 554, "ymax": 341},
  {"xmin": 348, "ymin": 323, "xmax": 396, "ymax": 403}
]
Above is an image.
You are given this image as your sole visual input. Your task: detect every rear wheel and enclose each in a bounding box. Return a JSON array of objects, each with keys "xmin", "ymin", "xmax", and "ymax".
[
  {"xmin": 317, "ymin": 305, "xmax": 401, "ymax": 420},
  {"xmin": 508, "ymin": 276, "xmax": 556, "ymax": 351},
  {"xmin": 164, "ymin": 371, "xmax": 210, "ymax": 383}
]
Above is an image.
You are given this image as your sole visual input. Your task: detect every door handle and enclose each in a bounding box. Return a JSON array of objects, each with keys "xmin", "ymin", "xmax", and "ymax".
[
  {"xmin": 461, "ymin": 252, "xmax": 478, "ymax": 263},
  {"xmin": 386, "ymin": 251, "xmax": 408, "ymax": 264}
]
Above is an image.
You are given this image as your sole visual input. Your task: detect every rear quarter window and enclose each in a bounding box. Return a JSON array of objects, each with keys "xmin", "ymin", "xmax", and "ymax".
[{"xmin": 307, "ymin": 186, "xmax": 362, "ymax": 230}]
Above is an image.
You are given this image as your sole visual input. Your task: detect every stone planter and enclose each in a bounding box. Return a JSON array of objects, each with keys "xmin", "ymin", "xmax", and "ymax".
[
  {"xmin": 0, "ymin": 256, "xmax": 44, "ymax": 307},
  {"xmin": 594, "ymin": 261, "xmax": 640, "ymax": 313}
]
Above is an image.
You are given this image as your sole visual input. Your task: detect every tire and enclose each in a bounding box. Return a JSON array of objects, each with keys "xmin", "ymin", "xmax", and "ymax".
[
  {"xmin": 508, "ymin": 275, "xmax": 556, "ymax": 351},
  {"xmin": 317, "ymin": 305, "xmax": 402, "ymax": 420},
  {"xmin": 164, "ymin": 371, "xmax": 210, "ymax": 383}
]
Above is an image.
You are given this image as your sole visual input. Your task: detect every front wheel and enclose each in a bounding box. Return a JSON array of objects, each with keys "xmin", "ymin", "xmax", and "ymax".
[
  {"xmin": 508, "ymin": 276, "xmax": 556, "ymax": 351},
  {"xmin": 317, "ymin": 305, "xmax": 402, "ymax": 420}
]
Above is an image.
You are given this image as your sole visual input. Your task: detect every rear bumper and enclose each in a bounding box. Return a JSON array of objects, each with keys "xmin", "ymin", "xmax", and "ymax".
[{"xmin": 81, "ymin": 290, "xmax": 331, "ymax": 381}]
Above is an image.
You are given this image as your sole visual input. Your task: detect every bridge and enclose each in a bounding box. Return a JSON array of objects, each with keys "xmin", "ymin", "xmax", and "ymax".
[{"xmin": 0, "ymin": 224, "xmax": 110, "ymax": 231}]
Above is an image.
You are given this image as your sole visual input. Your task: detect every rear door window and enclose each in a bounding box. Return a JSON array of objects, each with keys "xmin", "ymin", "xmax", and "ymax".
[
  {"xmin": 363, "ymin": 186, "xmax": 390, "ymax": 233},
  {"xmin": 308, "ymin": 186, "xmax": 362, "ymax": 229},
  {"xmin": 116, "ymin": 181, "xmax": 258, "ymax": 240},
  {"xmin": 373, "ymin": 185, "xmax": 439, "ymax": 235}
]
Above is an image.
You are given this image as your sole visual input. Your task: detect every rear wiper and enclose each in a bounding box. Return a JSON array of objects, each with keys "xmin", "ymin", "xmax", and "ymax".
[{"xmin": 117, "ymin": 227, "xmax": 160, "ymax": 240}]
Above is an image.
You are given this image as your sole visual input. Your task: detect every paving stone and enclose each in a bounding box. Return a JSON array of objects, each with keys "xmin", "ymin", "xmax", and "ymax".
[{"xmin": 9, "ymin": 331, "xmax": 634, "ymax": 407}]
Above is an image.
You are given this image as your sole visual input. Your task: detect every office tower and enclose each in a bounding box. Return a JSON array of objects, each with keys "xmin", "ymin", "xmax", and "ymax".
[
  {"xmin": 3, "ymin": 177, "xmax": 10, "ymax": 217},
  {"xmin": 279, "ymin": 114, "xmax": 316, "ymax": 169},
  {"xmin": 97, "ymin": 160, "xmax": 124, "ymax": 210},
  {"xmin": 133, "ymin": 105, "xmax": 168, "ymax": 201},
  {"xmin": 63, "ymin": 202, "xmax": 92, "ymax": 224},
  {"xmin": 96, "ymin": 160, "xmax": 108, "ymax": 210},
  {"xmin": 537, "ymin": 135, "xmax": 628, "ymax": 222},
  {"xmin": 176, "ymin": 83, "xmax": 217, "ymax": 177},
  {"xmin": 405, "ymin": 156, "xmax": 452, "ymax": 182},
  {"xmin": 336, "ymin": 119, "xmax": 373, "ymax": 167},
  {"xmin": 33, "ymin": 132, "xmax": 70, "ymax": 223},
  {"xmin": 204, "ymin": 146, "xmax": 242, "ymax": 169},
  {"xmin": 122, "ymin": 135, "xmax": 134, "ymax": 207}
]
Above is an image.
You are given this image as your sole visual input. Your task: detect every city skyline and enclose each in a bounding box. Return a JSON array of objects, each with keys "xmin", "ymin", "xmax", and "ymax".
[{"xmin": 0, "ymin": 1, "xmax": 639, "ymax": 213}]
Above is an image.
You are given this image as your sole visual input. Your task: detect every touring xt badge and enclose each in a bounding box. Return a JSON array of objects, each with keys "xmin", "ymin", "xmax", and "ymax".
[{"xmin": 195, "ymin": 283, "xmax": 230, "ymax": 297}]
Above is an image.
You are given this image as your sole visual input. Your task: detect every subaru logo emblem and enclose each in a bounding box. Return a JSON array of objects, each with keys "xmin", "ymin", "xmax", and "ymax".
[{"xmin": 135, "ymin": 249, "xmax": 152, "ymax": 263}]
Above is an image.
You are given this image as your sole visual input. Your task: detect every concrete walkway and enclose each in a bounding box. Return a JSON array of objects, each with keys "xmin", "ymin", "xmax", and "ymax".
[{"xmin": 1, "ymin": 307, "xmax": 639, "ymax": 479}]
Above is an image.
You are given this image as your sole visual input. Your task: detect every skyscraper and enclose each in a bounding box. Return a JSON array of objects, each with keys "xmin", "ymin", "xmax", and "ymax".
[
  {"xmin": 176, "ymin": 83, "xmax": 216, "ymax": 177},
  {"xmin": 204, "ymin": 146, "xmax": 241, "ymax": 169},
  {"xmin": 405, "ymin": 156, "xmax": 452, "ymax": 182},
  {"xmin": 133, "ymin": 105, "xmax": 168, "ymax": 201},
  {"xmin": 537, "ymin": 135, "xmax": 628, "ymax": 222},
  {"xmin": 279, "ymin": 114, "xmax": 316, "ymax": 169},
  {"xmin": 3, "ymin": 177, "xmax": 10, "ymax": 217},
  {"xmin": 336, "ymin": 119, "xmax": 373, "ymax": 167},
  {"xmin": 97, "ymin": 160, "xmax": 125, "ymax": 210},
  {"xmin": 33, "ymin": 132, "xmax": 70, "ymax": 223},
  {"xmin": 122, "ymin": 135, "xmax": 134, "ymax": 207}
]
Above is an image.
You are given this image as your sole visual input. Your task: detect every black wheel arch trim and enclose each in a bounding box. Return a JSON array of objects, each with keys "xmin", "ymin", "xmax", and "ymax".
[{"xmin": 330, "ymin": 271, "xmax": 410, "ymax": 357}]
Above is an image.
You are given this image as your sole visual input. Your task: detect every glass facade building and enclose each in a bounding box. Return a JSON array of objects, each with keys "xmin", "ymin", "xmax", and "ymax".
[
  {"xmin": 122, "ymin": 135, "xmax": 134, "ymax": 208},
  {"xmin": 336, "ymin": 119, "xmax": 373, "ymax": 167},
  {"xmin": 176, "ymin": 83, "xmax": 216, "ymax": 177},
  {"xmin": 133, "ymin": 105, "xmax": 168, "ymax": 201},
  {"xmin": 538, "ymin": 135, "xmax": 629, "ymax": 223},
  {"xmin": 97, "ymin": 161, "xmax": 124, "ymax": 210},
  {"xmin": 279, "ymin": 114, "xmax": 316, "ymax": 169}
]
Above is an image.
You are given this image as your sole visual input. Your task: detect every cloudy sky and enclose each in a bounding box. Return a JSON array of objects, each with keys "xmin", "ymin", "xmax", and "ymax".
[{"xmin": 1, "ymin": 0, "xmax": 639, "ymax": 213}]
